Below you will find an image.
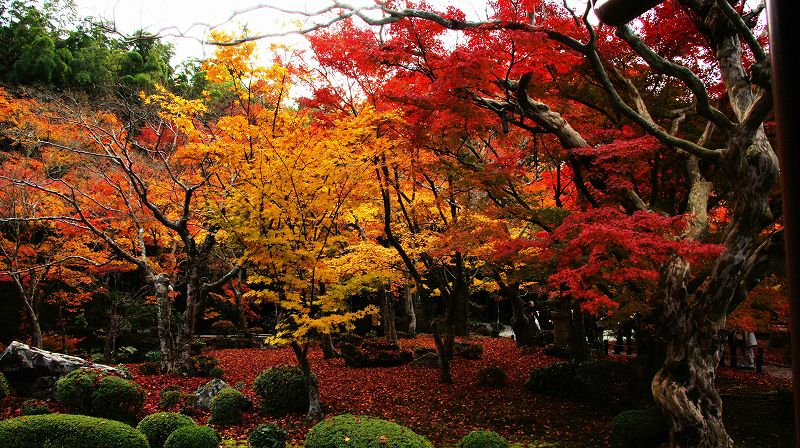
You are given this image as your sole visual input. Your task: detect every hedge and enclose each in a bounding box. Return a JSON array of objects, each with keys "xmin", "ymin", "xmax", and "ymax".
[{"xmin": 0, "ymin": 414, "xmax": 148, "ymax": 448}]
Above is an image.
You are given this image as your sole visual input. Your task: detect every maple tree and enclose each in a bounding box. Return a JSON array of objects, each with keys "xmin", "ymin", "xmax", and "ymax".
[
  {"xmin": 0, "ymin": 89, "xmax": 118, "ymax": 348},
  {"xmin": 239, "ymin": 0, "xmax": 780, "ymax": 445},
  {"xmin": 0, "ymin": 85, "xmax": 238, "ymax": 373},
  {"xmin": 198, "ymin": 34, "xmax": 399, "ymax": 419}
]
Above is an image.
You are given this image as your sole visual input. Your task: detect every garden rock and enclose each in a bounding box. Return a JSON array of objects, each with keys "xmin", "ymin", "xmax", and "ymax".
[
  {"xmin": 194, "ymin": 378, "xmax": 228, "ymax": 409},
  {"xmin": 410, "ymin": 352, "xmax": 439, "ymax": 367},
  {"xmin": 0, "ymin": 341, "xmax": 129, "ymax": 398}
]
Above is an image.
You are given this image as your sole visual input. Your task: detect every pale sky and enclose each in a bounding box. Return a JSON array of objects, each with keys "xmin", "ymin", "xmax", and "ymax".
[{"xmin": 72, "ymin": 0, "xmax": 507, "ymax": 64}]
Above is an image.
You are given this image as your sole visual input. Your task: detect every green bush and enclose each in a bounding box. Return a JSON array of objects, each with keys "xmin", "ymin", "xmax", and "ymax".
[
  {"xmin": 454, "ymin": 342, "xmax": 483, "ymax": 360},
  {"xmin": 145, "ymin": 350, "xmax": 162, "ymax": 362},
  {"xmin": 248, "ymin": 423, "xmax": 288, "ymax": 448},
  {"xmin": 55, "ymin": 368, "xmax": 103, "ymax": 413},
  {"xmin": 611, "ymin": 408, "xmax": 669, "ymax": 448},
  {"xmin": 55, "ymin": 369, "xmax": 143, "ymax": 421},
  {"xmin": 304, "ymin": 414, "xmax": 433, "ymax": 448},
  {"xmin": 525, "ymin": 360, "xmax": 644, "ymax": 407},
  {"xmin": 459, "ymin": 430, "xmax": 509, "ymax": 448},
  {"xmin": 573, "ymin": 360, "xmax": 643, "ymax": 406},
  {"xmin": 210, "ymin": 366, "xmax": 225, "ymax": 379},
  {"xmin": 164, "ymin": 425, "xmax": 220, "ymax": 448},
  {"xmin": 160, "ymin": 389, "xmax": 183, "ymax": 410},
  {"xmin": 185, "ymin": 355, "xmax": 219, "ymax": 377},
  {"xmin": 0, "ymin": 414, "xmax": 149, "ymax": 448},
  {"xmin": 20, "ymin": 399, "xmax": 49, "ymax": 415},
  {"xmin": 0, "ymin": 372, "xmax": 12, "ymax": 398},
  {"xmin": 137, "ymin": 412, "xmax": 197, "ymax": 448},
  {"xmin": 477, "ymin": 366, "xmax": 507, "ymax": 388},
  {"xmin": 339, "ymin": 339, "xmax": 414, "ymax": 367},
  {"xmin": 253, "ymin": 365, "xmax": 310, "ymax": 413},
  {"xmin": 139, "ymin": 362, "xmax": 160, "ymax": 375},
  {"xmin": 210, "ymin": 387, "xmax": 249, "ymax": 426},
  {"xmin": 92, "ymin": 375, "xmax": 145, "ymax": 422},
  {"xmin": 180, "ymin": 394, "xmax": 199, "ymax": 416}
]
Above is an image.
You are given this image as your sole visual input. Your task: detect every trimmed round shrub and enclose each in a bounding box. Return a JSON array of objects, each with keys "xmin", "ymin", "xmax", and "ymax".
[
  {"xmin": 525, "ymin": 360, "xmax": 644, "ymax": 407},
  {"xmin": 454, "ymin": 342, "xmax": 483, "ymax": 360},
  {"xmin": 139, "ymin": 362, "xmax": 160, "ymax": 375},
  {"xmin": 20, "ymin": 399, "xmax": 50, "ymax": 415},
  {"xmin": 55, "ymin": 368, "xmax": 103, "ymax": 413},
  {"xmin": 611, "ymin": 408, "xmax": 669, "ymax": 448},
  {"xmin": 525, "ymin": 362, "xmax": 576, "ymax": 396},
  {"xmin": 0, "ymin": 372, "xmax": 12, "ymax": 398},
  {"xmin": 0, "ymin": 414, "xmax": 149, "ymax": 448},
  {"xmin": 185, "ymin": 355, "xmax": 219, "ymax": 377},
  {"xmin": 460, "ymin": 430, "xmax": 509, "ymax": 448},
  {"xmin": 210, "ymin": 366, "xmax": 225, "ymax": 379},
  {"xmin": 248, "ymin": 423, "xmax": 288, "ymax": 448},
  {"xmin": 164, "ymin": 425, "xmax": 219, "ymax": 448},
  {"xmin": 160, "ymin": 389, "xmax": 183, "ymax": 410},
  {"xmin": 136, "ymin": 412, "xmax": 197, "ymax": 448},
  {"xmin": 210, "ymin": 387, "xmax": 249, "ymax": 426},
  {"xmin": 92, "ymin": 375, "xmax": 145, "ymax": 422},
  {"xmin": 573, "ymin": 360, "xmax": 643, "ymax": 406},
  {"xmin": 477, "ymin": 366, "xmax": 507, "ymax": 388},
  {"xmin": 180, "ymin": 394, "xmax": 199, "ymax": 416},
  {"xmin": 412, "ymin": 347, "xmax": 436, "ymax": 358},
  {"xmin": 305, "ymin": 414, "xmax": 433, "ymax": 448},
  {"xmin": 253, "ymin": 365, "xmax": 310, "ymax": 413}
]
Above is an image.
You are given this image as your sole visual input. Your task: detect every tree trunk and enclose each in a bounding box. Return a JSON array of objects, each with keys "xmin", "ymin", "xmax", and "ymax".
[
  {"xmin": 570, "ymin": 303, "xmax": 588, "ymax": 361},
  {"xmin": 652, "ymin": 258, "xmax": 732, "ymax": 448},
  {"xmin": 25, "ymin": 300, "xmax": 43, "ymax": 349},
  {"xmin": 14, "ymin": 278, "xmax": 42, "ymax": 349},
  {"xmin": 150, "ymin": 273, "xmax": 176, "ymax": 373},
  {"xmin": 551, "ymin": 294, "xmax": 571, "ymax": 349},
  {"xmin": 176, "ymin": 265, "xmax": 203, "ymax": 372},
  {"xmin": 449, "ymin": 254, "xmax": 469, "ymax": 336},
  {"xmin": 432, "ymin": 321, "xmax": 453, "ymax": 384},
  {"xmin": 381, "ymin": 285, "xmax": 398, "ymax": 343},
  {"xmin": 320, "ymin": 333, "xmax": 340, "ymax": 359},
  {"xmin": 103, "ymin": 319, "xmax": 118, "ymax": 364},
  {"xmin": 506, "ymin": 283, "xmax": 537, "ymax": 347},
  {"xmin": 232, "ymin": 272, "xmax": 248, "ymax": 329},
  {"xmin": 403, "ymin": 279, "xmax": 417, "ymax": 336},
  {"xmin": 291, "ymin": 341, "xmax": 323, "ymax": 420}
]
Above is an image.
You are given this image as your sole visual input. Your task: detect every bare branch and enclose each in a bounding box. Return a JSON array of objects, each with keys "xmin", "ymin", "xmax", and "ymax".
[{"xmin": 615, "ymin": 25, "xmax": 735, "ymax": 131}]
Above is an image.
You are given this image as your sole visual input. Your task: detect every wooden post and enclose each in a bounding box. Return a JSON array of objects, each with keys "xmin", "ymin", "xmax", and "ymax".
[{"xmin": 767, "ymin": 2, "xmax": 800, "ymax": 445}]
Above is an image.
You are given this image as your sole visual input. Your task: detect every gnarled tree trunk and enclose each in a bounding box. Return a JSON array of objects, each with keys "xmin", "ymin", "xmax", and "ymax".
[{"xmin": 150, "ymin": 272, "xmax": 176, "ymax": 373}]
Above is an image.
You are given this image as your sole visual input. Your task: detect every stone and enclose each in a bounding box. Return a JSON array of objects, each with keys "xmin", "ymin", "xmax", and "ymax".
[
  {"xmin": 0, "ymin": 341, "xmax": 130, "ymax": 398},
  {"xmin": 194, "ymin": 378, "xmax": 228, "ymax": 409},
  {"xmin": 410, "ymin": 352, "xmax": 440, "ymax": 368}
]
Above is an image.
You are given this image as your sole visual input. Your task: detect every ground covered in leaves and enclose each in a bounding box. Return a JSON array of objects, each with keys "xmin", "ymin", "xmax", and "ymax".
[
  {"xmin": 134, "ymin": 337, "xmax": 611, "ymax": 447},
  {"xmin": 132, "ymin": 337, "xmax": 792, "ymax": 447},
  {"xmin": 1, "ymin": 336, "xmax": 793, "ymax": 447}
]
